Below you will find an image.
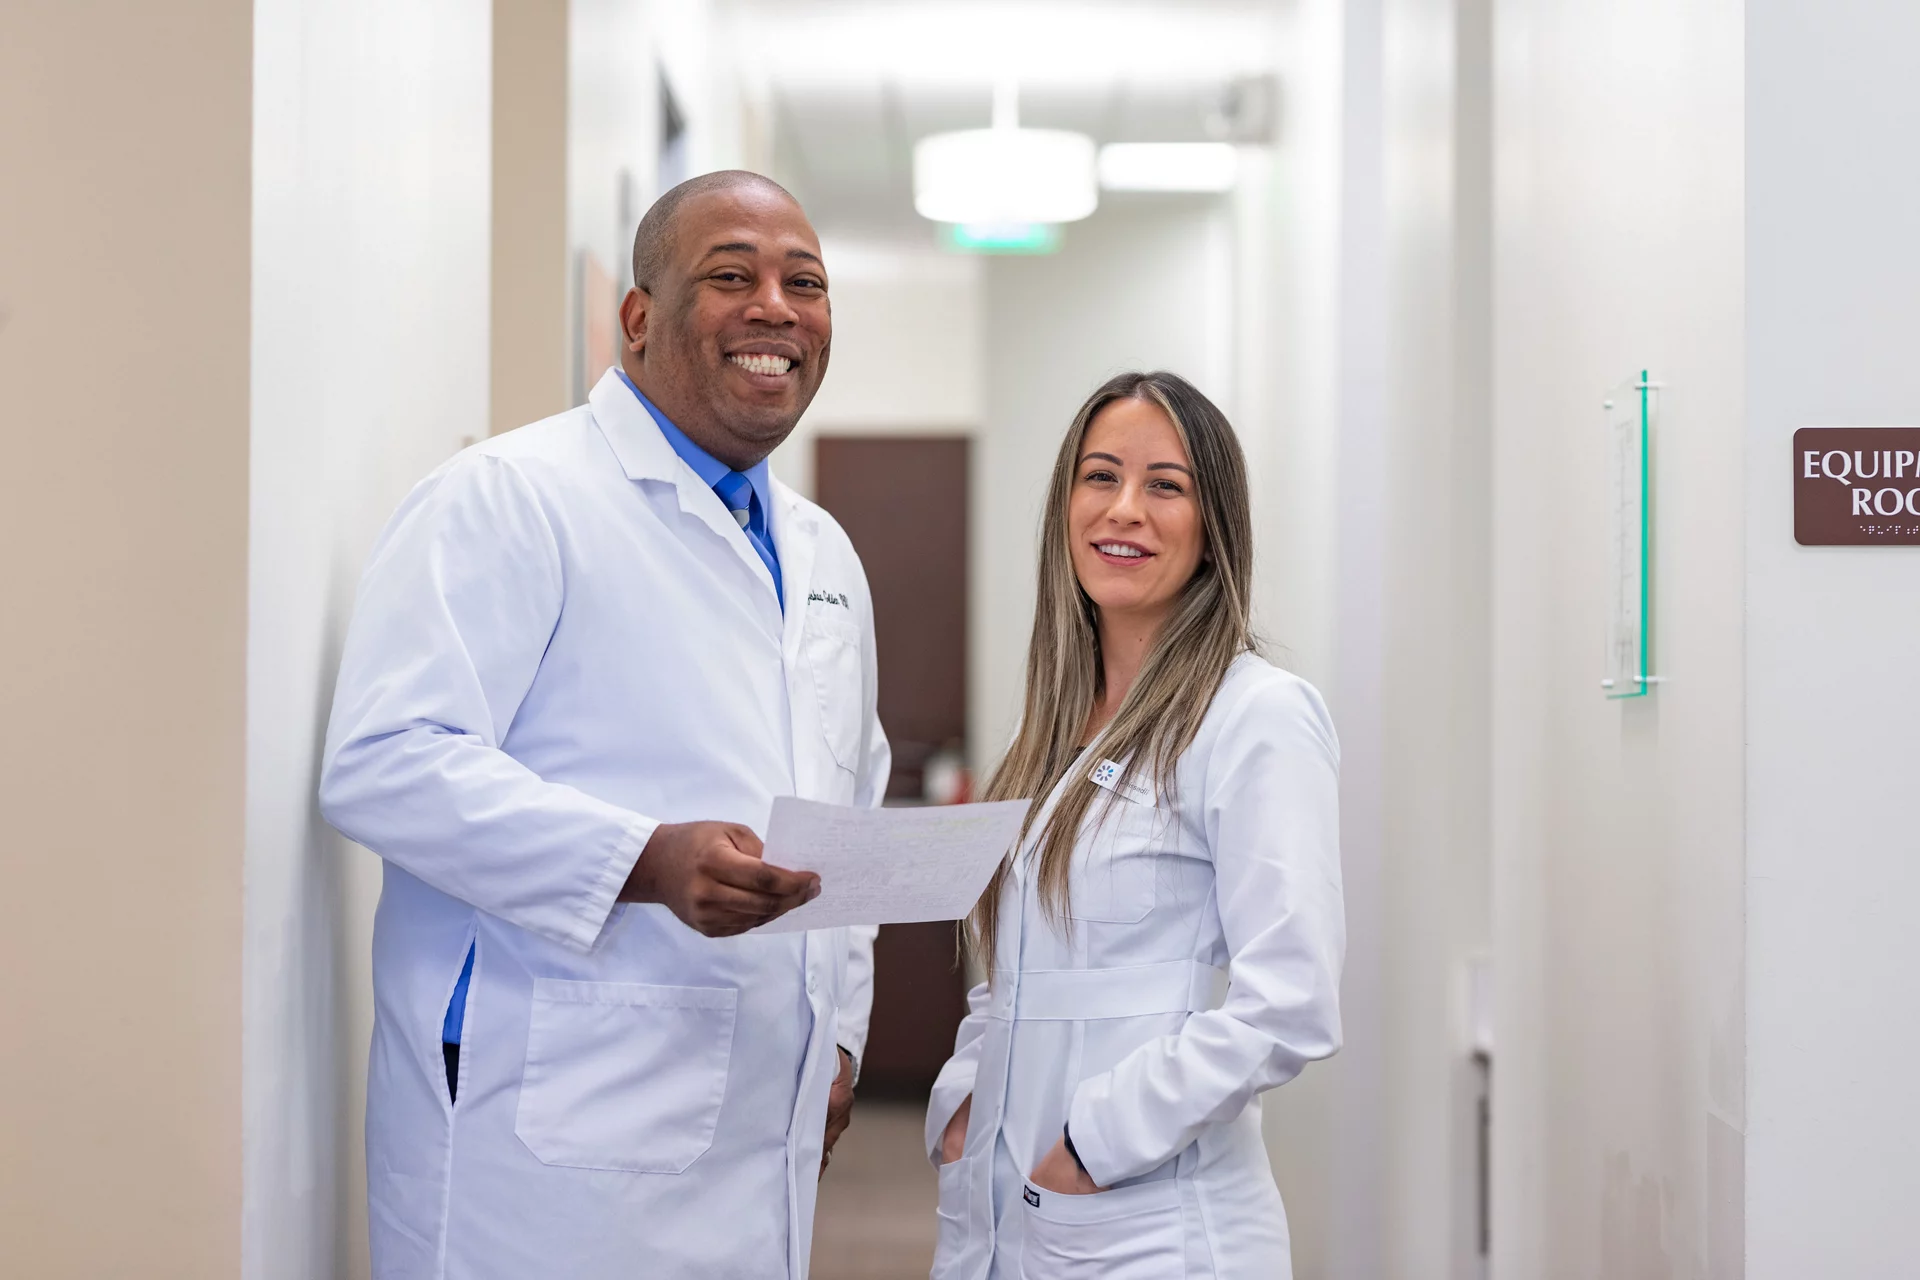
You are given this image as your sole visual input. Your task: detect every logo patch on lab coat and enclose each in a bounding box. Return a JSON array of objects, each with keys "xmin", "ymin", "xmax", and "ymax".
[
  {"xmin": 1089, "ymin": 758, "xmax": 1156, "ymax": 807},
  {"xmin": 1023, "ymin": 1184, "xmax": 1042, "ymax": 1207}
]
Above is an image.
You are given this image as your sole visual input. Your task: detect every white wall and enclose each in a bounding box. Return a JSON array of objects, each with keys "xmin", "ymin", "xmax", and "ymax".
[
  {"xmin": 1249, "ymin": 4, "xmax": 1496, "ymax": 1277},
  {"xmin": 1244, "ymin": 6, "xmax": 1350, "ymax": 1270},
  {"xmin": 1324, "ymin": 0, "xmax": 1392, "ymax": 1271},
  {"xmin": 1487, "ymin": 0, "xmax": 1747, "ymax": 1275},
  {"xmin": 1275, "ymin": 2, "xmax": 1920, "ymax": 1275},
  {"xmin": 245, "ymin": 3, "xmax": 492, "ymax": 1277},
  {"xmin": 1376, "ymin": 0, "xmax": 1495, "ymax": 1273},
  {"xmin": 1745, "ymin": 1, "xmax": 1920, "ymax": 1272}
]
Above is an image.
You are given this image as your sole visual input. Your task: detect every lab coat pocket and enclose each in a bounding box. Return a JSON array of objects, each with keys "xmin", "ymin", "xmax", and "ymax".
[
  {"xmin": 931, "ymin": 1156, "xmax": 973, "ymax": 1278},
  {"xmin": 1019, "ymin": 1178, "xmax": 1187, "ymax": 1279},
  {"xmin": 804, "ymin": 617, "xmax": 864, "ymax": 773},
  {"xmin": 514, "ymin": 979, "xmax": 736, "ymax": 1174},
  {"xmin": 1070, "ymin": 798, "xmax": 1161, "ymax": 924}
]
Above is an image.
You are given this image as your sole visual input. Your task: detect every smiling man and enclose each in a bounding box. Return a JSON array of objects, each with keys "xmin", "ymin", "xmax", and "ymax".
[{"xmin": 320, "ymin": 172, "xmax": 888, "ymax": 1279}]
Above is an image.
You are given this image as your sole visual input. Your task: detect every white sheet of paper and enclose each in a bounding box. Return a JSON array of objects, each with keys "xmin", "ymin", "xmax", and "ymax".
[{"xmin": 752, "ymin": 796, "xmax": 1030, "ymax": 934}]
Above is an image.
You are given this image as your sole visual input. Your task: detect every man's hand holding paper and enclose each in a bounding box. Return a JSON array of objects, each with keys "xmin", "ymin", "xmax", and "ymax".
[{"xmin": 752, "ymin": 797, "xmax": 1029, "ymax": 934}]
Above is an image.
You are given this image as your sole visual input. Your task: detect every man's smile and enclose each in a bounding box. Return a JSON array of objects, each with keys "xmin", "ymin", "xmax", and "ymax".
[
  {"xmin": 728, "ymin": 352, "xmax": 793, "ymax": 376},
  {"xmin": 724, "ymin": 340, "xmax": 804, "ymax": 383}
]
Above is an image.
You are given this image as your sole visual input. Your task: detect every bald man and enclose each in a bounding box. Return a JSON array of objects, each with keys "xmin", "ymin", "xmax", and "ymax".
[{"xmin": 321, "ymin": 172, "xmax": 888, "ymax": 1279}]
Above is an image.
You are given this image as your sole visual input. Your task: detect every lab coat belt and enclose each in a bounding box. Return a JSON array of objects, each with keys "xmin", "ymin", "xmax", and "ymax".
[{"xmin": 991, "ymin": 960, "xmax": 1227, "ymax": 1022}]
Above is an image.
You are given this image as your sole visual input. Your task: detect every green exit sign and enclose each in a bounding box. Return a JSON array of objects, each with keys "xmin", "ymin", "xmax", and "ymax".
[{"xmin": 941, "ymin": 222, "xmax": 1062, "ymax": 254}]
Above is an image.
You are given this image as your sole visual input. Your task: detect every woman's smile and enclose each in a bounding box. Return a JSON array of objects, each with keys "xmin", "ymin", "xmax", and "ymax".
[{"xmin": 1092, "ymin": 539, "xmax": 1154, "ymax": 565}]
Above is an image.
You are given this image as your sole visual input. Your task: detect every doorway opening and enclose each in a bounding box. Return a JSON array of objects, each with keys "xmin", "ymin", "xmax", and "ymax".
[{"xmin": 810, "ymin": 434, "xmax": 973, "ymax": 1276}]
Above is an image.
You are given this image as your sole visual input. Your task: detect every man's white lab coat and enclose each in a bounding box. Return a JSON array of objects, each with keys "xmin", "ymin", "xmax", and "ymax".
[
  {"xmin": 320, "ymin": 369, "xmax": 888, "ymax": 1280},
  {"xmin": 925, "ymin": 656, "xmax": 1343, "ymax": 1280}
]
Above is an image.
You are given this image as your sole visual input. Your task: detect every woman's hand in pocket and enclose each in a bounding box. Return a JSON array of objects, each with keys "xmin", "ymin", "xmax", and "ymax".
[
  {"xmin": 939, "ymin": 1095, "xmax": 972, "ymax": 1165},
  {"xmin": 1029, "ymin": 1136, "xmax": 1102, "ymax": 1196}
]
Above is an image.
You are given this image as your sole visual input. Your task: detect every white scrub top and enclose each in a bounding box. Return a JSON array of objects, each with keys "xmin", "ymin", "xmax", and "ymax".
[
  {"xmin": 320, "ymin": 369, "xmax": 889, "ymax": 1280},
  {"xmin": 925, "ymin": 655, "xmax": 1343, "ymax": 1280}
]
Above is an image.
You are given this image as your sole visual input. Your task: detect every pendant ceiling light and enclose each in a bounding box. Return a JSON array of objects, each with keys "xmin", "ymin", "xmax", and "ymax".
[{"xmin": 913, "ymin": 82, "xmax": 1098, "ymax": 226}]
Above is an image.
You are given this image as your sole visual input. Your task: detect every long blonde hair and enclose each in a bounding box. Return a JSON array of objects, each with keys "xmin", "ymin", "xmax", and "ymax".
[{"xmin": 967, "ymin": 371, "xmax": 1255, "ymax": 971}]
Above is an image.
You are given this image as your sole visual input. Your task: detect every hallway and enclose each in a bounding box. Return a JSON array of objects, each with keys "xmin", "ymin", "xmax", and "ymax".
[
  {"xmin": 7, "ymin": 1, "xmax": 1920, "ymax": 1277},
  {"xmin": 813, "ymin": 1104, "xmax": 941, "ymax": 1280}
]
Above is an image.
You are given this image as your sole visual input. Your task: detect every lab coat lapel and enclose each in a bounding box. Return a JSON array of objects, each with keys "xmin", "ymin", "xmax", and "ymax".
[
  {"xmin": 771, "ymin": 480, "xmax": 819, "ymax": 667},
  {"xmin": 586, "ymin": 371, "xmax": 782, "ymax": 621},
  {"xmin": 681, "ymin": 476, "xmax": 782, "ymax": 614}
]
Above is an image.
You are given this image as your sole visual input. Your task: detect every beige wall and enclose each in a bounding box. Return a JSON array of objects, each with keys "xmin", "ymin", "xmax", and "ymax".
[
  {"xmin": 0, "ymin": 2, "xmax": 251, "ymax": 1273},
  {"xmin": 491, "ymin": 0, "xmax": 571, "ymax": 435}
]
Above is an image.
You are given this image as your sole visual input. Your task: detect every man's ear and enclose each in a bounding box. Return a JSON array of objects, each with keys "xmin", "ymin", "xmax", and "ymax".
[{"xmin": 619, "ymin": 286, "xmax": 650, "ymax": 356}]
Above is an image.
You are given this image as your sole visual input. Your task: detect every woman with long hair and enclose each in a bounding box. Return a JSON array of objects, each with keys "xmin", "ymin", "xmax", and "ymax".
[{"xmin": 926, "ymin": 372, "xmax": 1344, "ymax": 1279}]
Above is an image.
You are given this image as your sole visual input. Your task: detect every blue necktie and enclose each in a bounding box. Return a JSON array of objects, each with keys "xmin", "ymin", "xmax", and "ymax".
[
  {"xmin": 713, "ymin": 471, "xmax": 784, "ymax": 609},
  {"xmin": 713, "ymin": 471, "xmax": 756, "ymax": 531}
]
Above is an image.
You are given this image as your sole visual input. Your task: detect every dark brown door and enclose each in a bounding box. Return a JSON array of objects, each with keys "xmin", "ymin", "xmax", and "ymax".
[{"xmin": 814, "ymin": 435, "xmax": 971, "ymax": 1096}]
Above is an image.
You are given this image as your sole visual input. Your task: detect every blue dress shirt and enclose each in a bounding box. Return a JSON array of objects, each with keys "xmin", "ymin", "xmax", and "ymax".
[{"xmin": 441, "ymin": 373, "xmax": 784, "ymax": 1047}]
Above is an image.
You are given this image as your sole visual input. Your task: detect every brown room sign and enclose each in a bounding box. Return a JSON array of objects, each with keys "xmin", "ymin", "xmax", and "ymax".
[{"xmin": 1795, "ymin": 427, "xmax": 1920, "ymax": 545}]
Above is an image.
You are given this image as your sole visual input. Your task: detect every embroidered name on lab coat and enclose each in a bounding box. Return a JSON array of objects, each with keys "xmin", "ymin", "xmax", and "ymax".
[
  {"xmin": 1090, "ymin": 758, "xmax": 1156, "ymax": 807},
  {"xmin": 808, "ymin": 590, "xmax": 850, "ymax": 608}
]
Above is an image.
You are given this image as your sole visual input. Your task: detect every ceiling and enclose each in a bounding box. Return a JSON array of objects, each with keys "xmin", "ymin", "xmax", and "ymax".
[{"xmin": 723, "ymin": 0, "xmax": 1281, "ymax": 235}]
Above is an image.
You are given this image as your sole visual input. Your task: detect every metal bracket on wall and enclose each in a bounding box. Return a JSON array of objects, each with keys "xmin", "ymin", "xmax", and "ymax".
[{"xmin": 1600, "ymin": 372, "xmax": 1666, "ymax": 698}]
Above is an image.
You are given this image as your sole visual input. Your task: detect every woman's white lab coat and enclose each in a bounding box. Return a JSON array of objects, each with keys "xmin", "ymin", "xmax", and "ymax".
[
  {"xmin": 320, "ymin": 370, "xmax": 889, "ymax": 1280},
  {"xmin": 925, "ymin": 656, "xmax": 1343, "ymax": 1280}
]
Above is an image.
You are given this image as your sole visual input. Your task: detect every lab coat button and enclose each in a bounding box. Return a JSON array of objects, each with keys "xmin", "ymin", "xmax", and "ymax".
[{"xmin": 806, "ymin": 974, "xmax": 819, "ymax": 995}]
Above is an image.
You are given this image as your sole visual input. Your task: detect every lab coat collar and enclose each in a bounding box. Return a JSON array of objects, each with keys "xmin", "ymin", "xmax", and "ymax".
[
  {"xmin": 588, "ymin": 369, "xmax": 786, "ymax": 627},
  {"xmin": 614, "ymin": 371, "xmax": 777, "ymax": 520},
  {"xmin": 589, "ymin": 368, "xmax": 681, "ymax": 483}
]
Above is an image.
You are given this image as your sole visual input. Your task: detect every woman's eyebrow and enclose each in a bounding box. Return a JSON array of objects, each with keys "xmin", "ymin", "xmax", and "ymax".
[
  {"xmin": 1147, "ymin": 461, "xmax": 1194, "ymax": 476},
  {"xmin": 1080, "ymin": 452, "xmax": 1124, "ymax": 466}
]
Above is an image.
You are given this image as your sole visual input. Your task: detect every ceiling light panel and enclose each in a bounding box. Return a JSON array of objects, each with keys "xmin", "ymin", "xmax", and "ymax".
[{"xmin": 1098, "ymin": 142, "xmax": 1239, "ymax": 192}]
